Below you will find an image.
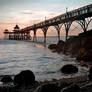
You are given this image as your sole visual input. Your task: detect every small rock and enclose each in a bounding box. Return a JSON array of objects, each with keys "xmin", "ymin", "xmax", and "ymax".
[
  {"xmin": 61, "ymin": 64, "xmax": 78, "ymax": 74},
  {"xmin": 48, "ymin": 44, "xmax": 57, "ymax": 50},
  {"xmin": 57, "ymin": 40, "xmax": 65, "ymax": 46},
  {"xmin": 35, "ymin": 83, "xmax": 60, "ymax": 92},
  {"xmin": 14, "ymin": 70, "xmax": 35, "ymax": 86},
  {"xmin": 1, "ymin": 75, "xmax": 13, "ymax": 83}
]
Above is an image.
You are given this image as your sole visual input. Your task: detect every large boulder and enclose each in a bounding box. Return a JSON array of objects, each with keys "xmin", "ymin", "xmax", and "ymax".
[
  {"xmin": 35, "ymin": 83, "xmax": 60, "ymax": 92},
  {"xmin": 1, "ymin": 75, "xmax": 13, "ymax": 83},
  {"xmin": 61, "ymin": 84, "xmax": 81, "ymax": 92},
  {"xmin": 14, "ymin": 70, "xmax": 35, "ymax": 86},
  {"xmin": 61, "ymin": 64, "xmax": 78, "ymax": 74},
  {"xmin": 48, "ymin": 40, "xmax": 65, "ymax": 53}
]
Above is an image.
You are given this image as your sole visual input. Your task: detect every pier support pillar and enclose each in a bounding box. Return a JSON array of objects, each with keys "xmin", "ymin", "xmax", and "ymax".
[
  {"xmin": 21, "ymin": 33, "xmax": 23, "ymax": 40},
  {"xmin": 9, "ymin": 34, "xmax": 11, "ymax": 40},
  {"xmin": 26, "ymin": 31, "xmax": 31, "ymax": 40},
  {"xmin": 23, "ymin": 33, "xmax": 25, "ymax": 40},
  {"xmin": 14, "ymin": 33, "xmax": 16, "ymax": 40},
  {"xmin": 33, "ymin": 29, "xmax": 37, "ymax": 42},
  {"xmin": 42, "ymin": 27, "xmax": 48, "ymax": 43},
  {"xmin": 54, "ymin": 24, "xmax": 63, "ymax": 42},
  {"xmin": 64, "ymin": 22, "xmax": 72, "ymax": 41},
  {"xmin": 77, "ymin": 17, "xmax": 92, "ymax": 32}
]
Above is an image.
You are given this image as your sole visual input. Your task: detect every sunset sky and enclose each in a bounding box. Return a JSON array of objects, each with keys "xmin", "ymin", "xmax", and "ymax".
[{"xmin": 0, "ymin": 0, "xmax": 92, "ymax": 38}]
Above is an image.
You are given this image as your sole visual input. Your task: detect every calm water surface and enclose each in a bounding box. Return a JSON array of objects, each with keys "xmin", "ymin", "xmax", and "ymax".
[{"xmin": 0, "ymin": 39, "xmax": 88, "ymax": 81}]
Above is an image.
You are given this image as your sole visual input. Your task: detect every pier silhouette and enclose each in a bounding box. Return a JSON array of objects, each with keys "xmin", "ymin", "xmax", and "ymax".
[{"xmin": 4, "ymin": 4, "xmax": 92, "ymax": 42}]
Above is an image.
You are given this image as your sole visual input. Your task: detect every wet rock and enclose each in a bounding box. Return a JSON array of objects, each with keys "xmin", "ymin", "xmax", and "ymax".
[
  {"xmin": 76, "ymin": 50, "xmax": 92, "ymax": 61},
  {"xmin": 14, "ymin": 70, "xmax": 35, "ymax": 86},
  {"xmin": 61, "ymin": 64, "xmax": 78, "ymax": 74},
  {"xmin": 48, "ymin": 40, "xmax": 65, "ymax": 53},
  {"xmin": 61, "ymin": 84, "xmax": 81, "ymax": 92},
  {"xmin": 48, "ymin": 44, "xmax": 57, "ymax": 50},
  {"xmin": 1, "ymin": 75, "xmax": 13, "ymax": 83},
  {"xmin": 35, "ymin": 83, "xmax": 60, "ymax": 92},
  {"xmin": 63, "ymin": 36, "xmax": 81, "ymax": 55},
  {"xmin": 76, "ymin": 48, "xmax": 86, "ymax": 61},
  {"xmin": 56, "ymin": 40, "xmax": 65, "ymax": 53},
  {"xmin": 57, "ymin": 40, "xmax": 65, "ymax": 46}
]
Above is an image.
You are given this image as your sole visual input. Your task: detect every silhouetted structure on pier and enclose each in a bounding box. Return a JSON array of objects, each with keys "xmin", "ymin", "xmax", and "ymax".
[
  {"xmin": 4, "ymin": 4, "xmax": 92, "ymax": 42},
  {"xmin": 4, "ymin": 25, "xmax": 31, "ymax": 40}
]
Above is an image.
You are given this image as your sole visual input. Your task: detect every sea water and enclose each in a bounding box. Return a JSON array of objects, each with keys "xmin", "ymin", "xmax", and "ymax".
[{"xmin": 0, "ymin": 37, "xmax": 88, "ymax": 81}]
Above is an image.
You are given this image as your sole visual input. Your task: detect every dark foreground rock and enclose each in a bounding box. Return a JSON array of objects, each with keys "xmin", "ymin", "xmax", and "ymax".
[
  {"xmin": 14, "ymin": 70, "xmax": 35, "ymax": 86},
  {"xmin": 1, "ymin": 75, "xmax": 13, "ymax": 83},
  {"xmin": 61, "ymin": 84, "xmax": 81, "ymax": 92},
  {"xmin": 35, "ymin": 83, "xmax": 60, "ymax": 92},
  {"xmin": 61, "ymin": 64, "xmax": 78, "ymax": 74},
  {"xmin": 81, "ymin": 82, "xmax": 92, "ymax": 92},
  {"xmin": 88, "ymin": 67, "xmax": 92, "ymax": 81},
  {"xmin": 0, "ymin": 75, "xmax": 89, "ymax": 92}
]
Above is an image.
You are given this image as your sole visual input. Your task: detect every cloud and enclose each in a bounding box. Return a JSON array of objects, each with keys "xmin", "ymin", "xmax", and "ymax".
[
  {"xmin": 19, "ymin": 10, "xmax": 59, "ymax": 21},
  {"xmin": 20, "ymin": 12, "xmax": 34, "ymax": 15}
]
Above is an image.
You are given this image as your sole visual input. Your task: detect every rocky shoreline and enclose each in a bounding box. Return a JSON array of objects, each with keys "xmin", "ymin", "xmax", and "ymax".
[
  {"xmin": 48, "ymin": 29, "xmax": 92, "ymax": 61},
  {"xmin": 0, "ymin": 71, "xmax": 90, "ymax": 92},
  {"xmin": 0, "ymin": 64, "xmax": 92, "ymax": 92},
  {"xmin": 0, "ymin": 70, "xmax": 92, "ymax": 92}
]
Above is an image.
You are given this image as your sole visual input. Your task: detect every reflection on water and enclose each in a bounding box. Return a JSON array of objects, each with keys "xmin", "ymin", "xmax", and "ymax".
[
  {"xmin": 36, "ymin": 44, "xmax": 47, "ymax": 49},
  {"xmin": 0, "ymin": 39, "xmax": 88, "ymax": 81}
]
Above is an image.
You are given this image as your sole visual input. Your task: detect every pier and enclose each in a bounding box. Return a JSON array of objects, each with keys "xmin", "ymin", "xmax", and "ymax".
[{"xmin": 4, "ymin": 4, "xmax": 92, "ymax": 42}]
